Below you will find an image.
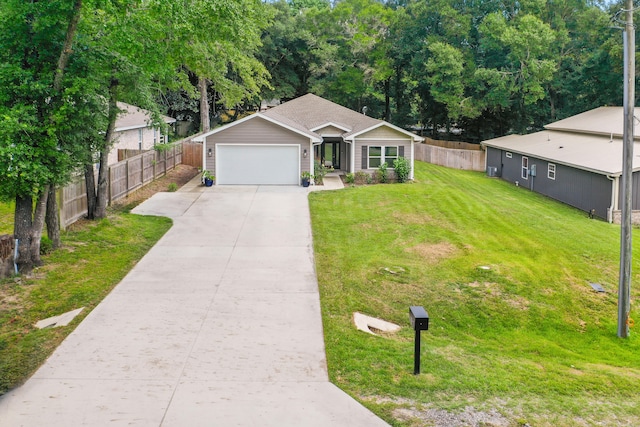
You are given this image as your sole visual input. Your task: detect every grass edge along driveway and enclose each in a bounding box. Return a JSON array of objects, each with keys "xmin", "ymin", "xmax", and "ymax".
[
  {"xmin": 0, "ymin": 212, "xmax": 172, "ymax": 395},
  {"xmin": 310, "ymin": 161, "xmax": 640, "ymax": 427}
]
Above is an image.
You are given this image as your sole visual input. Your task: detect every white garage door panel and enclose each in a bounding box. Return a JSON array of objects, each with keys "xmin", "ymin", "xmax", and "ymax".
[{"xmin": 217, "ymin": 145, "xmax": 299, "ymax": 185}]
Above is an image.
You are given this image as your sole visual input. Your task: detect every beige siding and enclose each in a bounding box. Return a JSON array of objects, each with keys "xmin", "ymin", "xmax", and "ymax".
[
  {"xmin": 359, "ymin": 126, "xmax": 410, "ymax": 140},
  {"xmin": 354, "ymin": 139, "xmax": 412, "ymax": 172},
  {"xmin": 204, "ymin": 117, "xmax": 312, "ymax": 177},
  {"xmin": 315, "ymin": 125, "xmax": 346, "ymax": 136}
]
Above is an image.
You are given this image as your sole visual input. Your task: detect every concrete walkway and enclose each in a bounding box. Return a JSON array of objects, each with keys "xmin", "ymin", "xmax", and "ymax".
[{"xmin": 0, "ymin": 181, "xmax": 386, "ymax": 426}]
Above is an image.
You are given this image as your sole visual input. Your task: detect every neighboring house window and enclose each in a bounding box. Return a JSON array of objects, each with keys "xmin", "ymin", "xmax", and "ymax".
[
  {"xmin": 548, "ymin": 163, "xmax": 556, "ymax": 180},
  {"xmin": 368, "ymin": 146, "xmax": 398, "ymax": 169},
  {"xmin": 153, "ymin": 128, "xmax": 157, "ymax": 146},
  {"xmin": 138, "ymin": 129, "xmax": 143, "ymax": 150},
  {"xmin": 521, "ymin": 156, "xmax": 529, "ymax": 179}
]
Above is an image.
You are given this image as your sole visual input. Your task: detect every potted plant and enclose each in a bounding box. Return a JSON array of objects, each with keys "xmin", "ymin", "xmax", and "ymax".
[
  {"xmin": 202, "ymin": 170, "xmax": 214, "ymax": 187},
  {"xmin": 301, "ymin": 171, "xmax": 312, "ymax": 187}
]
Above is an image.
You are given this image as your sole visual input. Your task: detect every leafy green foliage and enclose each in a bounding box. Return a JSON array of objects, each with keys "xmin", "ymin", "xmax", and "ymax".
[
  {"xmin": 345, "ymin": 172, "xmax": 355, "ymax": 184},
  {"xmin": 393, "ymin": 157, "xmax": 410, "ymax": 183},
  {"xmin": 376, "ymin": 162, "xmax": 388, "ymax": 183},
  {"xmin": 262, "ymin": 0, "xmax": 622, "ymax": 142},
  {"xmin": 314, "ymin": 161, "xmax": 333, "ymax": 185}
]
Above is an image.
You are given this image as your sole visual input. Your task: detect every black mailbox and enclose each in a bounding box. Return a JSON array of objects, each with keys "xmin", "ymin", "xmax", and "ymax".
[{"xmin": 410, "ymin": 306, "xmax": 429, "ymax": 331}]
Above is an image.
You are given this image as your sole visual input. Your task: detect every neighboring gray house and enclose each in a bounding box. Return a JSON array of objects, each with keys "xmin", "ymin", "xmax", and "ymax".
[
  {"xmin": 482, "ymin": 107, "xmax": 640, "ymax": 222},
  {"xmin": 193, "ymin": 94, "xmax": 424, "ymax": 185},
  {"xmin": 108, "ymin": 102, "xmax": 176, "ymax": 165}
]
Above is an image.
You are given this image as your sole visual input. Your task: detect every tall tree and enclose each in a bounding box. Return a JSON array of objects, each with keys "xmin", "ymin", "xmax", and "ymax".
[{"xmin": 0, "ymin": 0, "xmax": 88, "ymax": 272}]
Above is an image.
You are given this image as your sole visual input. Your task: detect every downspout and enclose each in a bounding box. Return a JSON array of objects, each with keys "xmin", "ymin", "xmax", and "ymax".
[
  {"xmin": 484, "ymin": 146, "xmax": 488, "ymax": 173},
  {"xmin": 607, "ymin": 175, "xmax": 619, "ymax": 223},
  {"xmin": 202, "ymin": 137, "xmax": 207, "ymax": 184},
  {"xmin": 14, "ymin": 238, "xmax": 19, "ymax": 275},
  {"xmin": 410, "ymin": 139, "xmax": 415, "ymax": 180}
]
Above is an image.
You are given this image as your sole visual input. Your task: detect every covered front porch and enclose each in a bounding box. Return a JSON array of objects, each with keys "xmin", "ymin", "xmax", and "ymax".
[{"xmin": 313, "ymin": 138, "xmax": 350, "ymax": 173}]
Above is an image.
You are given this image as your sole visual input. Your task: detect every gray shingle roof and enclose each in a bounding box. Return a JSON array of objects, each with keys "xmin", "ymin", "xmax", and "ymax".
[
  {"xmin": 115, "ymin": 102, "xmax": 175, "ymax": 131},
  {"xmin": 193, "ymin": 93, "xmax": 423, "ymax": 143},
  {"xmin": 544, "ymin": 106, "xmax": 640, "ymax": 138},
  {"xmin": 262, "ymin": 93, "xmax": 382, "ymax": 137},
  {"xmin": 482, "ymin": 106, "xmax": 640, "ymax": 176}
]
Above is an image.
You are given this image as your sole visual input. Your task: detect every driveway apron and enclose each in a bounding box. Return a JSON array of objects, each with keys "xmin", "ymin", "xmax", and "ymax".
[{"xmin": 0, "ymin": 185, "xmax": 388, "ymax": 426}]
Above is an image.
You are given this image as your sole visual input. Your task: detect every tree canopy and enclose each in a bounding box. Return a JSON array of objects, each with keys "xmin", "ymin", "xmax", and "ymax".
[{"xmin": 260, "ymin": 0, "xmax": 625, "ymax": 142}]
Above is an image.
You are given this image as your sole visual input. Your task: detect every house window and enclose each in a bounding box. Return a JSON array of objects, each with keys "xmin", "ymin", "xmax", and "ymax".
[
  {"xmin": 506, "ymin": 152, "xmax": 512, "ymax": 158},
  {"xmin": 368, "ymin": 146, "xmax": 382, "ymax": 168},
  {"xmin": 548, "ymin": 163, "xmax": 556, "ymax": 180},
  {"xmin": 138, "ymin": 129, "xmax": 143, "ymax": 150},
  {"xmin": 368, "ymin": 146, "xmax": 398, "ymax": 169},
  {"xmin": 384, "ymin": 146, "xmax": 398, "ymax": 166},
  {"xmin": 521, "ymin": 156, "xmax": 529, "ymax": 179},
  {"xmin": 153, "ymin": 128, "xmax": 158, "ymax": 146}
]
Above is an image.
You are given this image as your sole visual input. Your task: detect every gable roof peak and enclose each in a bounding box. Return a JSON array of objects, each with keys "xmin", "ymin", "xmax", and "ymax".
[{"xmin": 263, "ymin": 93, "xmax": 381, "ymax": 136}]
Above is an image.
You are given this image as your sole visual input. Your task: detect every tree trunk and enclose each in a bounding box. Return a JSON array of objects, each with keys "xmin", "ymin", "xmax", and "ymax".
[
  {"xmin": 45, "ymin": 186, "xmax": 61, "ymax": 249},
  {"xmin": 14, "ymin": 195, "xmax": 34, "ymax": 274},
  {"xmin": 53, "ymin": 0, "xmax": 83, "ymax": 92},
  {"xmin": 95, "ymin": 79, "xmax": 119, "ymax": 219},
  {"xmin": 31, "ymin": 189, "xmax": 48, "ymax": 266},
  {"xmin": 199, "ymin": 76, "xmax": 210, "ymax": 132},
  {"xmin": 95, "ymin": 148, "xmax": 110, "ymax": 219},
  {"xmin": 85, "ymin": 163, "xmax": 97, "ymax": 219},
  {"xmin": 384, "ymin": 78, "xmax": 391, "ymax": 122},
  {"xmin": 14, "ymin": 188, "xmax": 49, "ymax": 274}
]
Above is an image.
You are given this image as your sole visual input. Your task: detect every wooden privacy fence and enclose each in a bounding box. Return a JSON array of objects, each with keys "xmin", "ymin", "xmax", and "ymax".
[
  {"xmin": 415, "ymin": 142, "xmax": 485, "ymax": 172},
  {"xmin": 59, "ymin": 140, "xmax": 189, "ymax": 229},
  {"xmin": 422, "ymin": 137, "xmax": 482, "ymax": 151},
  {"xmin": 59, "ymin": 176, "xmax": 89, "ymax": 228}
]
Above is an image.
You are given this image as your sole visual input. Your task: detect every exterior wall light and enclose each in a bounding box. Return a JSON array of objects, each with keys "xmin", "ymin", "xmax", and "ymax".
[
  {"xmin": 303, "ymin": 149, "xmax": 308, "ymax": 158},
  {"xmin": 208, "ymin": 148, "xmax": 212, "ymax": 157}
]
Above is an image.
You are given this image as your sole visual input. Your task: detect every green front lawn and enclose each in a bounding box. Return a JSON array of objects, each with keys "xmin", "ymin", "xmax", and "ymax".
[
  {"xmin": 0, "ymin": 213, "xmax": 171, "ymax": 395},
  {"xmin": 0, "ymin": 201, "xmax": 13, "ymax": 235},
  {"xmin": 310, "ymin": 161, "xmax": 640, "ymax": 427}
]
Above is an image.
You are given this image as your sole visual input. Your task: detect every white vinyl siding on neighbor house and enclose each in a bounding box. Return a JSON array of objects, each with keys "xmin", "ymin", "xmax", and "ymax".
[
  {"xmin": 522, "ymin": 156, "xmax": 529, "ymax": 179},
  {"xmin": 107, "ymin": 126, "xmax": 158, "ymax": 165},
  {"xmin": 548, "ymin": 163, "xmax": 556, "ymax": 180},
  {"xmin": 367, "ymin": 146, "xmax": 399, "ymax": 169}
]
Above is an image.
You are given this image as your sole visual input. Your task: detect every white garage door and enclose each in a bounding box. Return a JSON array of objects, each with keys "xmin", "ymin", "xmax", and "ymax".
[{"xmin": 217, "ymin": 144, "xmax": 300, "ymax": 185}]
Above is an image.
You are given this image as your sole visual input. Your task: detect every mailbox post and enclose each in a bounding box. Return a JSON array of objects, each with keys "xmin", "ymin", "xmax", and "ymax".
[{"xmin": 409, "ymin": 306, "xmax": 429, "ymax": 375}]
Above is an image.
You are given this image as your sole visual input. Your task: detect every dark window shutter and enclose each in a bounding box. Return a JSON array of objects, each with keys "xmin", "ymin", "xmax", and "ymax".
[
  {"xmin": 362, "ymin": 146, "xmax": 368, "ymax": 169},
  {"xmin": 399, "ymin": 146, "xmax": 405, "ymax": 158}
]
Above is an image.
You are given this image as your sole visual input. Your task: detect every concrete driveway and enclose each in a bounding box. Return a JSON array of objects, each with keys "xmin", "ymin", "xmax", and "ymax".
[{"xmin": 0, "ymin": 183, "xmax": 388, "ymax": 426}]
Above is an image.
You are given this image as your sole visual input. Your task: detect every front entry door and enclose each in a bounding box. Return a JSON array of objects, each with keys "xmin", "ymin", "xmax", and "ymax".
[{"xmin": 322, "ymin": 142, "xmax": 340, "ymax": 169}]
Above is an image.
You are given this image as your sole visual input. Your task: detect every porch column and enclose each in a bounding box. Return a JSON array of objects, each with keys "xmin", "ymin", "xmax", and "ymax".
[
  {"xmin": 309, "ymin": 139, "xmax": 314, "ymax": 181},
  {"xmin": 351, "ymin": 138, "xmax": 356, "ymax": 173}
]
